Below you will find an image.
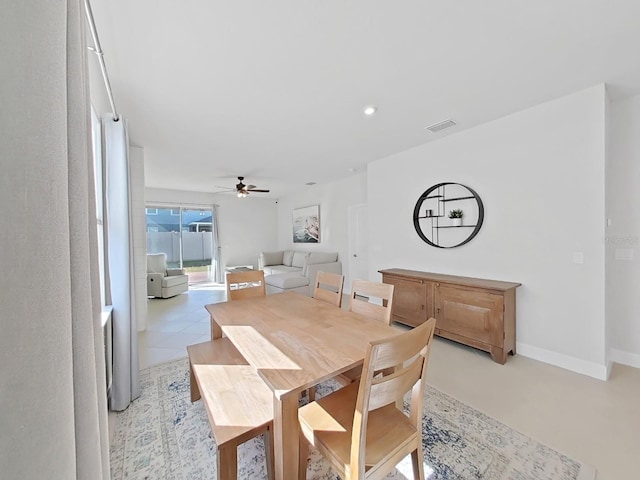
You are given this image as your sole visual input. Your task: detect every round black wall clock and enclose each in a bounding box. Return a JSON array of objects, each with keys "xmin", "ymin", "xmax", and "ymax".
[{"xmin": 413, "ymin": 182, "xmax": 484, "ymax": 248}]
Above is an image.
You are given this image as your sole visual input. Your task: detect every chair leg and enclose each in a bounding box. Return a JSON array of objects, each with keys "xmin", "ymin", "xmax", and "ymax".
[
  {"xmin": 298, "ymin": 435, "xmax": 309, "ymax": 480},
  {"xmin": 264, "ymin": 430, "xmax": 274, "ymax": 480},
  {"xmin": 308, "ymin": 386, "xmax": 316, "ymax": 402},
  {"xmin": 411, "ymin": 445, "xmax": 424, "ymax": 480},
  {"xmin": 216, "ymin": 443, "xmax": 237, "ymax": 480}
]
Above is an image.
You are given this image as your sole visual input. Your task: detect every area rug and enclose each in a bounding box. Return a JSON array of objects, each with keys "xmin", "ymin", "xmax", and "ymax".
[{"xmin": 110, "ymin": 358, "xmax": 596, "ymax": 480}]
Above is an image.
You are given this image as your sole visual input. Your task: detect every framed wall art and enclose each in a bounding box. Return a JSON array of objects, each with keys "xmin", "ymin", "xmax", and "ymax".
[{"xmin": 292, "ymin": 205, "xmax": 320, "ymax": 243}]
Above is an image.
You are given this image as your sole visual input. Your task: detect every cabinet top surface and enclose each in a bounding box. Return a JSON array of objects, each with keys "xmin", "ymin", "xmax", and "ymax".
[{"xmin": 379, "ymin": 268, "xmax": 521, "ymax": 291}]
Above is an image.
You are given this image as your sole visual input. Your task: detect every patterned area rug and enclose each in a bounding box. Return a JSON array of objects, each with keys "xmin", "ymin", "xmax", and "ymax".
[{"xmin": 110, "ymin": 358, "xmax": 596, "ymax": 480}]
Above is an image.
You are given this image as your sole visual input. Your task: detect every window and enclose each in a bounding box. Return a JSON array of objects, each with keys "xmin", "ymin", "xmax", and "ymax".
[
  {"xmin": 91, "ymin": 106, "xmax": 113, "ymax": 396},
  {"xmin": 91, "ymin": 106, "xmax": 106, "ymax": 307},
  {"xmin": 146, "ymin": 205, "xmax": 215, "ymax": 283}
]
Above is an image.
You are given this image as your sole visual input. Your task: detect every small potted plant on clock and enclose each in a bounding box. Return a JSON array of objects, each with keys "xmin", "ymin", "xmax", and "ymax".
[{"xmin": 448, "ymin": 209, "xmax": 464, "ymax": 227}]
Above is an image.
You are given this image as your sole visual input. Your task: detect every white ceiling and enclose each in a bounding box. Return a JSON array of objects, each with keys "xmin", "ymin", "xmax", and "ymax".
[{"xmin": 90, "ymin": 0, "xmax": 640, "ymax": 198}]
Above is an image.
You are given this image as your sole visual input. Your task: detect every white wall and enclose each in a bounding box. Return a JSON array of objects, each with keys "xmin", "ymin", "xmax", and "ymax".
[
  {"xmin": 368, "ymin": 85, "xmax": 608, "ymax": 379},
  {"xmin": 276, "ymin": 173, "xmax": 367, "ymax": 291},
  {"xmin": 145, "ymin": 188, "xmax": 279, "ymax": 270},
  {"xmin": 607, "ymin": 93, "xmax": 640, "ymax": 368}
]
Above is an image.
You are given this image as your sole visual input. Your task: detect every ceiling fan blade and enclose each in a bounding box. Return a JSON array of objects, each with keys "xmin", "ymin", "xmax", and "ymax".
[
  {"xmin": 246, "ymin": 184, "xmax": 256, "ymax": 189},
  {"xmin": 246, "ymin": 189, "xmax": 270, "ymax": 193}
]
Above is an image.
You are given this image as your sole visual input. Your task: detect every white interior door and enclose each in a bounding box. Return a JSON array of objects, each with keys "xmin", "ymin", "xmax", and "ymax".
[{"xmin": 348, "ymin": 204, "xmax": 369, "ymax": 293}]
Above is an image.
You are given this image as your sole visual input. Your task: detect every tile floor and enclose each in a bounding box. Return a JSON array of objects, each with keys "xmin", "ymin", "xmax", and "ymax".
[
  {"xmin": 138, "ymin": 282, "xmax": 226, "ymax": 369},
  {"xmin": 139, "ymin": 285, "xmax": 640, "ymax": 480}
]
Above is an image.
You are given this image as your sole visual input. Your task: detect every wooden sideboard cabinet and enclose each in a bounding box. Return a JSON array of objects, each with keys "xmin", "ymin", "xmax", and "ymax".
[{"xmin": 379, "ymin": 268, "xmax": 521, "ymax": 364}]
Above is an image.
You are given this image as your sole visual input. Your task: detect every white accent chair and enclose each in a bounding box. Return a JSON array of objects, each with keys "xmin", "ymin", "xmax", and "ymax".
[{"xmin": 147, "ymin": 253, "xmax": 189, "ymax": 298}]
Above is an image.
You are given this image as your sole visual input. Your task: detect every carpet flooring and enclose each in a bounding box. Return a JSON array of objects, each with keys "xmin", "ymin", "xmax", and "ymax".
[{"xmin": 110, "ymin": 358, "xmax": 596, "ymax": 480}]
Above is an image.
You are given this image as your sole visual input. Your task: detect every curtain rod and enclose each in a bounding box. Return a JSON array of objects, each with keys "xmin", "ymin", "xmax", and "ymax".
[
  {"xmin": 84, "ymin": 0, "xmax": 119, "ymax": 122},
  {"xmin": 146, "ymin": 202, "xmax": 221, "ymax": 209}
]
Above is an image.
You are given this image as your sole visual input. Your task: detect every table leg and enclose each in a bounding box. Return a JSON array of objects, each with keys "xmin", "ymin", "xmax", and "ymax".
[
  {"xmin": 210, "ymin": 315, "xmax": 222, "ymax": 340},
  {"xmin": 189, "ymin": 361, "xmax": 200, "ymax": 402},
  {"xmin": 272, "ymin": 392, "xmax": 299, "ymax": 480},
  {"xmin": 216, "ymin": 443, "xmax": 237, "ymax": 480}
]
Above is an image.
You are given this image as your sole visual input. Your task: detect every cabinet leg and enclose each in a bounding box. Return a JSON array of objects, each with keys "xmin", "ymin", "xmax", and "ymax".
[{"xmin": 490, "ymin": 346, "xmax": 507, "ymax": 365}]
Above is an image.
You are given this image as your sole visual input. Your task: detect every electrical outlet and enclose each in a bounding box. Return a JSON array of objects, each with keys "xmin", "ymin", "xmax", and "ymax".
[{"xmin": 615, "ymin": 249, "xmax": 634, "ymax": 261}]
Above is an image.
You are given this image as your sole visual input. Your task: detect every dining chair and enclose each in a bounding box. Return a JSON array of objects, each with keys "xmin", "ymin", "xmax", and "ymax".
[
  {"xmin": 226, "ymin": 270, "xmax": 266, "ymax": 300},
  {"xmin": 332, "ymin": 279, "xmax": 396, "ymax": 386},
  {"xmin": 298, "ymin": 317, "xmax": 437, "ymax": 480},
  {"xmin": 349, "ymin": 279, "xmax": 394, "ymax": 325},
  {"xmin": 306, "ymin": 270, "xmax": 344, "ymax": 401},
  {"xmin": 313, "ymin": 271, "xmax": 345, "ymax": 307}
]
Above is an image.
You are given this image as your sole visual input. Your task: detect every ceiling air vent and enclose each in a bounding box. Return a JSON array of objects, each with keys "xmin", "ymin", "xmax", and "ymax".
[{"xmin": 425, "ymin": 119, "xmax": 456, "ymax": 133}]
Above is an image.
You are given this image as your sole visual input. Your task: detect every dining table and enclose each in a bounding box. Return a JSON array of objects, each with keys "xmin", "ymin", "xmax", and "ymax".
[{"xmin": 205, "ymin": 291, "xmax": 401, "ymax": 480}]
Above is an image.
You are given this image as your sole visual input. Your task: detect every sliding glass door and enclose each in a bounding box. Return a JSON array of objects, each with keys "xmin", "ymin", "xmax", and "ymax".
[{"xmin": 146, "ymin": 205, "xmax": 215, "ymax": 284}]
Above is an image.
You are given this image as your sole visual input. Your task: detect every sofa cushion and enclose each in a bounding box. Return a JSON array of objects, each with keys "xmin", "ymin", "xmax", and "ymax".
[
  {"xmin": 306, "ymin": 252, "xmax": 338, "ymax": 264},
  {"xmin": 265, "ymin": 272, "xmax": 310, "ymax": 289},
  {"xmin": 282, "ymin": 250, "xmax": 295, "ymax": 267},
  {"xmin": 291, "ymin": 251, "xmax": 308, "ymax": 268},
  {"xmin": 302, "ymin": 252, "xmax": 338, "ymax": 275},
  {"xmin": 162, "ymin": 274, "xmax": 188, "ymax": 288},
  {"xmin": 147, "ymin": 253, "xmax": 168, "ymax": 274},
  {"xmin": 263, "ymin": 265, "xmax": 301, "ymax": 275},
  {"xmin": 260, "ymin": 250, "xmax": 284, "ymax": 267}
]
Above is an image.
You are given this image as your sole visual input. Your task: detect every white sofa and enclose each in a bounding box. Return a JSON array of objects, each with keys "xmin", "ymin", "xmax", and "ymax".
[
  {"xmin": 259, "ymin": 250, "xmax": 342, "ymax": 296},
  {"xmin": 147, "ymin": 253, "xmax": 189, "ymax": 298}
]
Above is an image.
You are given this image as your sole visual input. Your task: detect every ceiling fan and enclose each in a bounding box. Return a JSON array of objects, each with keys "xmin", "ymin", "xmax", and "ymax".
[{"xmin": 220, "ymin": 176, "xmax": 270, "ymax": 197}]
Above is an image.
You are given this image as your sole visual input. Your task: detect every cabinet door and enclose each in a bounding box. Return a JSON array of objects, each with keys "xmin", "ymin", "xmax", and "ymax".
[
  {"xmin": 435, "ymin": 284, "xmax": 503, "ymax": 346},
  {"xmin": 383, "ymin": 275, "xmax": 430, "ymax": 327}
]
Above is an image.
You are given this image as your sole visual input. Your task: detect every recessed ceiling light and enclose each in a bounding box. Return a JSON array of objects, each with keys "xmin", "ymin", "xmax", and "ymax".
[{"xmin": 363, "ymin": 106, "xmax": 377, "ymax": 116}]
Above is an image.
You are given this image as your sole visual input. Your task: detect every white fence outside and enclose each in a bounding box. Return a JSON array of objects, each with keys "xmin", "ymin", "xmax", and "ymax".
[{"xmin": 147, "ymin": 231, "xmax": 213, "ymax": 264}]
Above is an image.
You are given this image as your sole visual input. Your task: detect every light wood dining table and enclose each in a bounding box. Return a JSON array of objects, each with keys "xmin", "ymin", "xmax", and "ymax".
[{"xmin": 205, "ymin": 291, "xmax": 401, "ymax": 480}]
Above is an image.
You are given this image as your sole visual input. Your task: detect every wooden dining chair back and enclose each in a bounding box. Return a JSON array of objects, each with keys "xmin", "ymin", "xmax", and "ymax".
[
  {"xmin": 298, "ymin": 317, "xmax": 437, "ymax": 480},
  {"xmin": 226, "ymin": 270, "xmax": 266, "ymax": 301},
  {"xmin": 349, "ymin": 279, "xmax": 394, "ymax": 325},
  {"xmin": 313, "ymin": 271, "xmax": 345, "ymax": 307}
]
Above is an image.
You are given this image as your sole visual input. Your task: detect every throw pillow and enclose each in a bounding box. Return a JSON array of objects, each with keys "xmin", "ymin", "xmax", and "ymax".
[
  {"xmin": 147, "ymin": 253, "xmax": 168, "ymax": 273},
  {"xmin": 282, "ymin": 250, "xmax": 295, "ymax": 267},
  {"xmin": 291, "ymin": 251, "xmax": 308, "ymax": 268},
  {"xmin": 260, "ymin": 251, "xmax": 284, "ymax": 267}
]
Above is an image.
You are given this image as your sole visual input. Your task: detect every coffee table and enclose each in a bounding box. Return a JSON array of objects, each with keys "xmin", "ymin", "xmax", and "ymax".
[{"xmin": 225, "ymin": 265, "xmax": 254, "ymax": 273}]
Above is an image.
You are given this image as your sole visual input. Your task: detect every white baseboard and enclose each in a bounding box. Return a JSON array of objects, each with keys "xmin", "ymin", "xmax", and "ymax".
[
  {"xmin": 609, "ymin": 348, "xmax": 640, "ymax": 368},
  {"xmin": 516, "ymin": 342, "xmax": 609, "ymax": 381}
]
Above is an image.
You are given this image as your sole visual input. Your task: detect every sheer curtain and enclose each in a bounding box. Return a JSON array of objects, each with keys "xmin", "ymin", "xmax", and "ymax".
[
  {"xmin": 212, "ymin": 204, "xmax": 223, "ymax": 283},
  {"xmin": 103, "ymin": 117, "xmax": 141, "ymax": 411},
  {"xmin": 1, "ymin": 0, "xmax": 109, "ymax": 477}
]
